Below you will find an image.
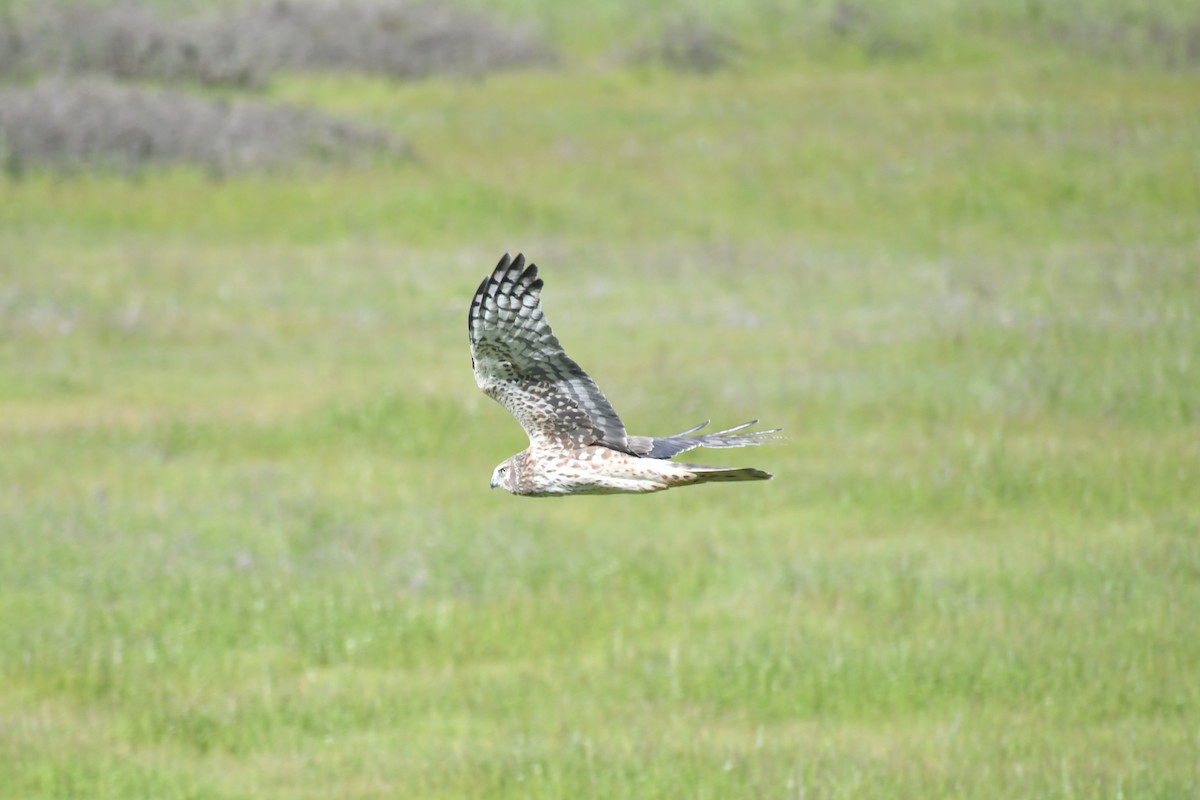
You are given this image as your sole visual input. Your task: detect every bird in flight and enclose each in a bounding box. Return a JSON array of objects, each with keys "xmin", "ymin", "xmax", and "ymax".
[{"xmin": 469, "ymin": 253, "xmax": 780, "ymax": 496}]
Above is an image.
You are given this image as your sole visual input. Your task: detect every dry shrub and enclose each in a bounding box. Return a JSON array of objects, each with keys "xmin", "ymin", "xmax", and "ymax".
[
  {"xmin": 625, "ymin": 20, "xmax": 740, "ymax": 74},
  {"xmin": 0, "ymin": 0, "xmax": 555, "ymax": 88},
  {"xmin": 826, "ymin": 0, "xmax": 925, "ymax": 59},
  {"xmin": 1050, "ymin": 11, "xmax": 1200, "ymax": 69},
  {"xmin": 0, "ymin": 77, "xmax": 408, "ymax": 174},
  {"xmin": 254, "ymin": 0, "xmax": 556, "ymax": 79},
  {"xmin": 0, "ymin": 3, "xmax": 272, "ymax": 87},
  {"xmin": 657, "ymin": 20, "xmax": 738, "ymax": 73}
]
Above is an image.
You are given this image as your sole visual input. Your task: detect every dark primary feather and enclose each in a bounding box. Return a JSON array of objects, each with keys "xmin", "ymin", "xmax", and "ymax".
[
  {"xmin": 468, "ymin": 252, "xmax": 782, "ymax": 463},
  {"xmin": 469, "ymin": 253, "xmax": 631, "ymax": 450}
]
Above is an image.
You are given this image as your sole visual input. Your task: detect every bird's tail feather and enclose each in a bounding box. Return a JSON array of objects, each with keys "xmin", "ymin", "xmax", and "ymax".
[
  {"xmin": 638, "ymin": 420, "xmax": 783, "ymax": 460},
  {"xmin": 684, "ymin": 464, "xmax": 773, "ymax": 483}
]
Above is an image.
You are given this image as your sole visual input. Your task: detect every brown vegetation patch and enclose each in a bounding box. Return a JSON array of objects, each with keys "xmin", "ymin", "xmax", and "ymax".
[
  {"xmin": 0, "ymin": 77, "xmax": 408, "ymax": 174},
  {"xmin": 0, "ymin": 0, "xmax": 555, "ymax": 88}
]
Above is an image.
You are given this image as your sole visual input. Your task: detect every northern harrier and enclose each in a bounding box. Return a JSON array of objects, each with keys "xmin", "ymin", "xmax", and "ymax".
[{"xmin": 469, "ymin": 253, "xmax": 780, "ymax": 496}]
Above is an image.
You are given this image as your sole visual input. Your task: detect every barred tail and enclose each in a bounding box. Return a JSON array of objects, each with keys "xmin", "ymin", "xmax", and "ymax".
[{"xmin": 686, "ymin": 464, "xmax": 773, "ymax": 483}]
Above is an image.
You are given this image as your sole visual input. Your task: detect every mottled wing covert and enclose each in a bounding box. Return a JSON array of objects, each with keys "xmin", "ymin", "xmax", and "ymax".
[{"xmin": 469, "ymin": 253, "xmax": 630, "ymax": 450}]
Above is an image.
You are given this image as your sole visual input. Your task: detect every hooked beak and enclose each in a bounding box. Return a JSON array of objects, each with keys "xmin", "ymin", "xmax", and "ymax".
[{"xmin": 489, "ymin": 477, "xmax": 498, "ymax": 490}]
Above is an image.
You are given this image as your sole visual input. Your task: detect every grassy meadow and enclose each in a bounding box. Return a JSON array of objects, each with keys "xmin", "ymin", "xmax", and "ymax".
[{"xmin": 2, "ymin": 1, "xmax": 1199, "ymax": 797}]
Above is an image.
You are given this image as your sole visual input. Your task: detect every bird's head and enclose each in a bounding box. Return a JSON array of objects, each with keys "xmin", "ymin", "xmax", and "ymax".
[{"xmin": 489, "ymin": 455, "xmax": 520, "ymax": 493}]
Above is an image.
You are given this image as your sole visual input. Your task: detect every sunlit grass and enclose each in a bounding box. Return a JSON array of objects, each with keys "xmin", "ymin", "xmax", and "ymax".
[{"xmin": 2, "ymin": 5, "xmax": 1199, "ymax": 797}]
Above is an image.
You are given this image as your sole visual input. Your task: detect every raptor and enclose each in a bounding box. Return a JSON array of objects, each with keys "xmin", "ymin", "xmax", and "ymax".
[{"xmin": 469, "ymin": 253, "xmax": 780, "ymax": 496}]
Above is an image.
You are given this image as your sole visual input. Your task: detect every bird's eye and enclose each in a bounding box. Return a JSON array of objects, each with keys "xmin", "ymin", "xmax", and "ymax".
[{"xmin": 499, "ymin": 466, "xmax": 507, "ymax": 474}]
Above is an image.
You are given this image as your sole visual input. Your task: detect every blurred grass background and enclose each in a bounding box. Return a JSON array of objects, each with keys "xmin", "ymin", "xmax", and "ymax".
[{"xmin": 1, "ymin": 1, "xmax": 1198, "ymax": 797}]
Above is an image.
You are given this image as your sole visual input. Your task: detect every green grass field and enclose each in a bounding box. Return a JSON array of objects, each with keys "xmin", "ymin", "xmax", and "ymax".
[{"xmin": 2, "ymin": 2, "xmax": 1199, "ymax": 796}]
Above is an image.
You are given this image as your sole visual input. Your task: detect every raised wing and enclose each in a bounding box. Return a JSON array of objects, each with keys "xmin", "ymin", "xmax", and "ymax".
[{"xmin": 469, "ymin": 253, "xmax": 629, "ymax": 450}]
